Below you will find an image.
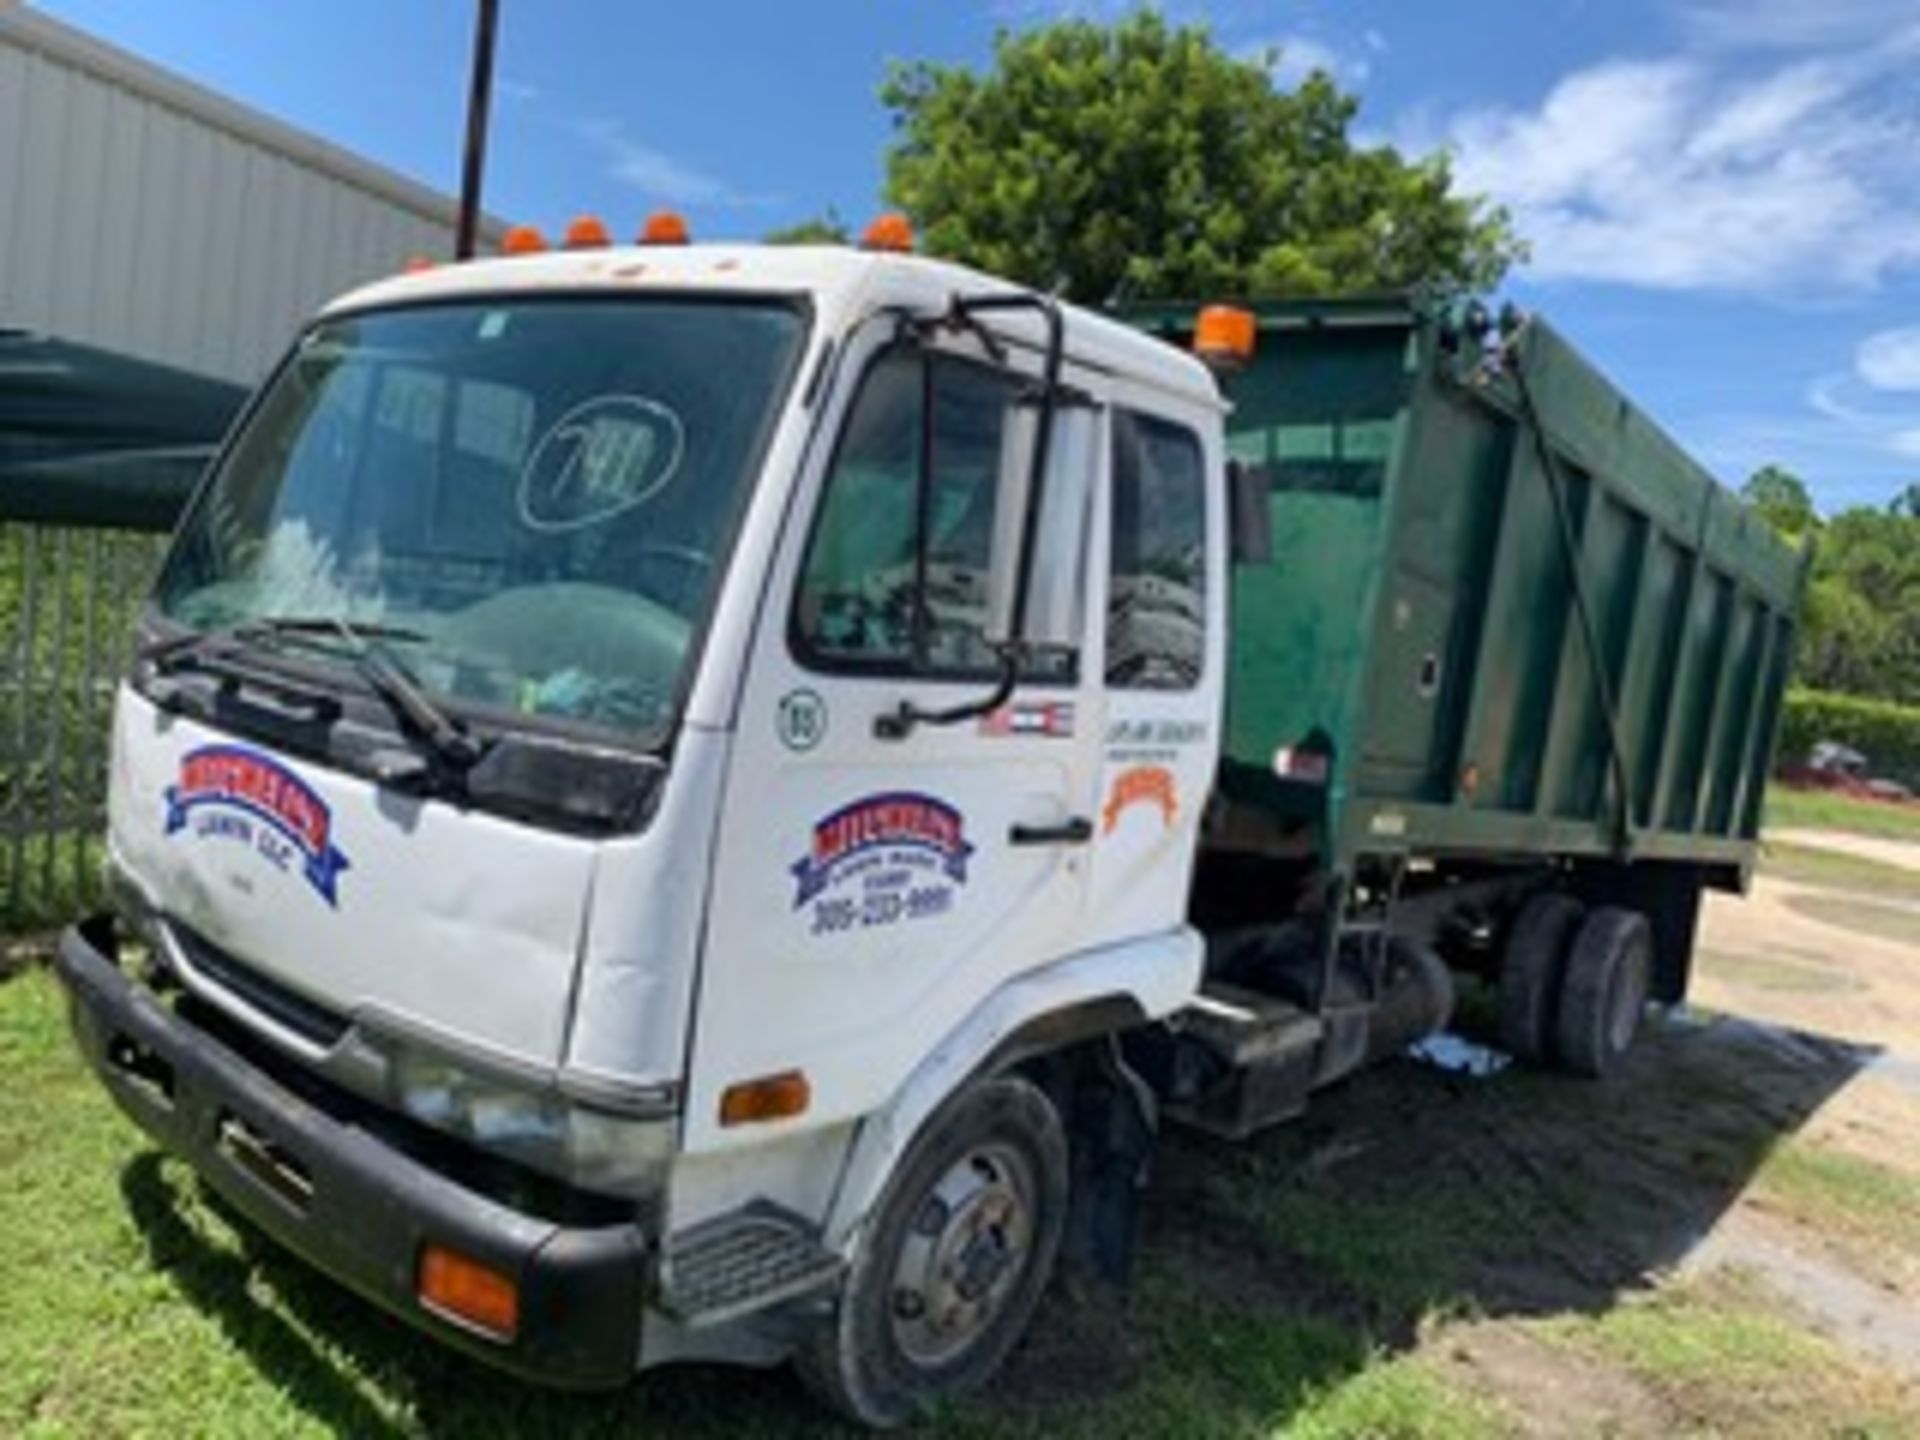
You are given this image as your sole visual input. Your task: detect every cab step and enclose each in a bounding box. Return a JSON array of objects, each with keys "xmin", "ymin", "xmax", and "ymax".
[
  {"xmin": 659, "ymin": 1201, "xmax": 844, "ymax": 1327},
  {"xmin": 1165, "ymin": 980, "xmax": 1324, "ymax": 1141},
  {"xmin": 1178, "ymin": 980, "xmax": 1323, "ymax": 1066}
]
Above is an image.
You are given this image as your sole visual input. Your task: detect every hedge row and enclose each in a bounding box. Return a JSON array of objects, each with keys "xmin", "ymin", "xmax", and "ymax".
[{"xmin": 1777, "ymin": 688, "xmax": 1920, "ymax": 787}]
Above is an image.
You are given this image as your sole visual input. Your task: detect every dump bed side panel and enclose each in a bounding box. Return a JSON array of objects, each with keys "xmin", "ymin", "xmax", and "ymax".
[{"xmin": 1118, "ymin": 299, "xmax": 1805, "ymax": 881}]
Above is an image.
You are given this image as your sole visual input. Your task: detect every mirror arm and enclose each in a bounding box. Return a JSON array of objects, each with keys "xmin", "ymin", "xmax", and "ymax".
[
  {"xmin": 946, "ymin": 292, "xmax": 1065, "ymax": 644},
  {"xmin": 873, "ymin": 290, "xmax": 1067, "ymax": 743},
  {"xmin": 873, "ymin": 645, "xmax": 1022, "ymax": 741}
]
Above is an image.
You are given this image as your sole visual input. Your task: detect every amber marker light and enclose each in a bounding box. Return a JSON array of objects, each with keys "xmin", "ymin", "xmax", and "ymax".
[
  {"xmin": 1193, "ymin": 305, "xmax": 1257, "ymax": 370},
  {"xmin": 563, "ymin": 214, "xmax": 612, "ymax": 249},
  {"xmin": 861, "ymin": 212, "xmax": 915, "ymax": 253},
  {"xmin": 500, "ymin": 225, "xmax": 548, "ymax": 257},
  {"xmin": 418, "ymin": 1244, "xmax": 520, "ymax": 1342},
  {"xmin": 639, "ymin": 210, "xmax": 690, "ymax": 245},
  {"xmin": 719, "ymin": 1070, "xmax": 811, "ymax": 1127}
]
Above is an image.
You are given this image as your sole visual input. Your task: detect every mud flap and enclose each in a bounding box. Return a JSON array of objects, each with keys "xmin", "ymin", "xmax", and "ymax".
[{"xmin": 1059, "ymin": 1037, "xmax": 1157, "ymax": 1285}]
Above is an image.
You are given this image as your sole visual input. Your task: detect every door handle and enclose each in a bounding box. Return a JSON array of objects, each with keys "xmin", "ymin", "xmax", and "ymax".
[{"xmin": 1009, "ymin": 816, "xmax": 1094, "ymax": 847}]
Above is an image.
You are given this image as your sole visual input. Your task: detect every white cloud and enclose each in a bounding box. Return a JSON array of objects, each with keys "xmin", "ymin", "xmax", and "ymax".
[
  {"xmin": 1857, "ymin": 327, "xmax": 1920, "ymax": 391},
  {"xmin": 1679, "ymin": 0, "xmax": 1920, "ymax": 51},
  {"xmin": 575, "ymin": 120, "xmax": 767, "ymax": 208},
  {"xmin": 1420, "ymin": 32, "xmax": 1920, "ymax": 293}
]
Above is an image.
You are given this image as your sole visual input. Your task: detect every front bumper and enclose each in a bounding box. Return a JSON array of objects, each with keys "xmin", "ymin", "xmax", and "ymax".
[{"xmin": 54, "ymin": 915, "xmax": 649, "ymax": 1390}]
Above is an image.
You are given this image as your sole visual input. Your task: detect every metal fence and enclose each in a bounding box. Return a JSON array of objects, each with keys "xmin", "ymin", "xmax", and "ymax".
[{"xmin": 1, "ymin": 521, "xmax": 166, "ymax": 930}]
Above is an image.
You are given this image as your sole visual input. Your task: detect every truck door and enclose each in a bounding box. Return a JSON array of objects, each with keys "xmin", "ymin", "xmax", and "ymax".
[
  {"xmin": 688, "ymin": 320, "xmax": 1103, "ymax": 1150},
  {"xmin": 1083, "ymin": 397, "xmax": 1224, "ymax": 949}
]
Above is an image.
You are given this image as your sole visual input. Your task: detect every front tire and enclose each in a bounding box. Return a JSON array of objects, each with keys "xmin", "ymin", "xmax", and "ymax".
[{"xmin": 798, "ymin": 1075, "xmax": 1069, "ymax": 1429}]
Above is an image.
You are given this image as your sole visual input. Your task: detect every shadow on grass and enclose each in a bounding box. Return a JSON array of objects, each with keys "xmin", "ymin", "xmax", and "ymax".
[{"xmin": 116, "ymin": 1008, "xmax": 1877, "ymax": 1438}]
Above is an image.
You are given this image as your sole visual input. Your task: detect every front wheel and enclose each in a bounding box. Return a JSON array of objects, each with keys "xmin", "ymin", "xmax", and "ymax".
[{"xmin": 798, "ymin": 1075, "xmax": 1068, "ymax": 1428}]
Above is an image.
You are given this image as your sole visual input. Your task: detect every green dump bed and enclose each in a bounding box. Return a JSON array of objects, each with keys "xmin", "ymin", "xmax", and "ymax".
[{"xmin": 1130, "ymin": 298, "xmax": 1806, "ymax": 881}]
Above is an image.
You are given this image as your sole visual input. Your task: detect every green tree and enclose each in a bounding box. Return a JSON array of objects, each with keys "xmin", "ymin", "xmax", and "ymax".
[
  {"xmin": 764, "ymin": 210, "xmax": 851, "ymax": 245},
  {"xmin": 879, "ymin": 12, "xmax": 1522, "ymax": 304},
  {"xmin": 1741, "ymin": 464, "xmax": 1818, "ymax": 541}
]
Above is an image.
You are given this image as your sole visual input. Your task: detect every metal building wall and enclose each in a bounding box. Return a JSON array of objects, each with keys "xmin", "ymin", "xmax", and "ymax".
[{"xmin": 0, "ymin": 4, "xmax": 498, "ymax": 387}]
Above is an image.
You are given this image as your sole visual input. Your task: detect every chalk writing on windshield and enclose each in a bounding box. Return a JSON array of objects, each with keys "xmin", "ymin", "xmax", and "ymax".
[{"xmin": 516, "ymin": 394, "xmax": 685, "ymax": 532}]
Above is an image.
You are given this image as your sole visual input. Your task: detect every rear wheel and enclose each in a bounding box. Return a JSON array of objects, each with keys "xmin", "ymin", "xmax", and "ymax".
[
  {"xmin": 1497, "ymin": 893, "xmax": 1585, "ymax": 1064},
  {"xmin": 798, "ymin": 1075, "xmax": 1068, "ymax": 1429},
  {"xmin": 1554, "ymin": 906, "xmax": 1653, "ymax": 1078}
]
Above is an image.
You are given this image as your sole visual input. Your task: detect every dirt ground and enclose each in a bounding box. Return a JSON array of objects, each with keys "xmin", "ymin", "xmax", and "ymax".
[{"xmin": 995, "ymin": 828, "xmax": 1920, "ymax": 1436}]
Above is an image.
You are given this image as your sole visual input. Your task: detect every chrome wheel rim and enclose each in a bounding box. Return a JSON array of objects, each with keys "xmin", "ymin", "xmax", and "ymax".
[{"xmin": 887, "ymin": 1141, "xmax": 1037, "ymax": 1368}]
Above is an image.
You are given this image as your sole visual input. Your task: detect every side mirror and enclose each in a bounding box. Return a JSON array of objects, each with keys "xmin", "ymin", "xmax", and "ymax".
[
  {"xmin": 984, "ymin": 396, "xmax": 1094, "ymax": 652},
  {"xmin": 983, "ymin": 397, "xmax": 1041, "ymax": 649},
  {"xmin": 1229, "ymin": 459, "xmax": 1273, "ymax": 565}
]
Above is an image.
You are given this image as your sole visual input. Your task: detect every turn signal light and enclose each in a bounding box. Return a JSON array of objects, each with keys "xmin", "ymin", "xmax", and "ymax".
[
  {"xmin": 639, "ymin": 210, "xmax": 690, "ymax": 245},
  {"xmin": 563, "ymin": 214, "xmax": 612, "ymax": 248},
  {"xmin": 418, "ymin": 1244, "xmax": 520, "ymax": 1341},
  {"xmin": 1194, "ymin": 305, "xmax": 1257, "ymax": 369},
  {"xmin": 719, "ymin": 1070, "xmax": 811, "ymax": 1127},
  {"xmin": 500, "ymin": 225, "xmax": 548, "ymax": 257},
  {"xmin": 861, "ymin": 213, "xmax": 915, "ymax": 253}
]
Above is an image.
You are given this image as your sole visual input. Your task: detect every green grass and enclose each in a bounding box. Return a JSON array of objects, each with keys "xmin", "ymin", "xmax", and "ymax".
[
  {"xmin": 1763, "ymin": 785, "xmax": 1920, "ymax": 843},
  {"xmin": 0, "ymin": 965, "xmax": 1513, "ymax": 1439},
  {"xmin": 1759, "ymin": 841, "xmax": 1920, "ymax": 904},
  {"xmin": 1782, "ymin": 892, "xmax": 1920, "ymax": 949},
  {"xmin": 1542, "ymin": 1271, "xmax": 1920, "ymax": 1439},
  {"xmin": 4, "ymin": 957, "xmax": 1914, "ymax": 1439},
  {"xmin": 1758, "ymin": 1142, "xmax": 1920, "ymax": 1264}
]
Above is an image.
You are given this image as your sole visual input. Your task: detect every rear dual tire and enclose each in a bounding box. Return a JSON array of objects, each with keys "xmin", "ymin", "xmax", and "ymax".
[{"xmin": 1498, "ymin": 897, "xmax": 1652, "ymax": 1077}]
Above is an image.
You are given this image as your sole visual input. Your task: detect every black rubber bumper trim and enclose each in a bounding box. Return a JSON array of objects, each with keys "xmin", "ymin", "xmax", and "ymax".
[{"xmin": 53, "ymin": 915, "xmax": 647, "ymax": 1390}]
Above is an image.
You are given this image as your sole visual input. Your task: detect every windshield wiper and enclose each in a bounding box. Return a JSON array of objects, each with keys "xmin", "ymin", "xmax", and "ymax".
[
  {"xmin": 140, "ymin": 615, "xmax": 482, "ymax": 772},
  {"xmin": 304, "ymin": 616, "xmax": 487, "ymax": 772},
  {"xmin": 140, "ymin": 615, "xmax": 428, "ymax": 669}
]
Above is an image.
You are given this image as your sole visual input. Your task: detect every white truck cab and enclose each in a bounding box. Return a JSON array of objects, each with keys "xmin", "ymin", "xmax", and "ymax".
[{"xmin": 58, "ymin": 237, "xmax": 1230, "ymax": 1424}]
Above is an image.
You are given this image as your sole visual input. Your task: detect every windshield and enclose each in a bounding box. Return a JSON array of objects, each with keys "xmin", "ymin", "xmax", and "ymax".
[{"xmin": 154, "ymin": 297, "xmax": 806, "ymax": 742}]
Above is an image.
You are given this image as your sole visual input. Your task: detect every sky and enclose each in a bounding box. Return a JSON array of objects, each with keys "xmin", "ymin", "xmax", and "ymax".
[{"xmin": 26, "ymin": 0, "xmax": 1920, "ymax": 513}]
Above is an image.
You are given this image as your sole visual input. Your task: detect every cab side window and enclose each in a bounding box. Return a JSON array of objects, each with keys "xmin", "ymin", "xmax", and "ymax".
[
  {"xmin": 795, "ymin": 345, "xmax": 1034, "ymax": 678},
  {"xmin": 1108, "ymin": 410, "xmax": 1206, "ymax": 689}
]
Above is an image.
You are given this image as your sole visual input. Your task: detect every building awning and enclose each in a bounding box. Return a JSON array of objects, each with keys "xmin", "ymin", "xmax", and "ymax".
[{"xmin": 0, "ymin": 329, "xmax": 245, "ymax": 531}]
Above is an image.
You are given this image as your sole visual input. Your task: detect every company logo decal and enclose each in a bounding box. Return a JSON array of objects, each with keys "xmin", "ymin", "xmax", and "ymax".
[
  {"xmin": 1102, "ymin": 764, "xmax": 1178, "ymax": 834},
  {"xmin": 792, "ymin": 791, "xmax": 973, "ymax": 935},
  {"xmin": 164, "ymin": 745, "xmax": 350, "ymax": 905}
]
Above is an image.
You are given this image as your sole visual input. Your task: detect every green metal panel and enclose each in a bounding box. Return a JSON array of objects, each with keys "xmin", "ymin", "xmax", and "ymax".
[{"xmin": 1118, "ymin": 296, "xmax": 1806, "ymax": 878}]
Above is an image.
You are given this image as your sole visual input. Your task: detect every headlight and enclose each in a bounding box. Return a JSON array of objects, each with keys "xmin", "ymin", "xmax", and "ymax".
[{"xmin": 367, "ymin": 1035, "xmax": 673, "ymax": 1198}]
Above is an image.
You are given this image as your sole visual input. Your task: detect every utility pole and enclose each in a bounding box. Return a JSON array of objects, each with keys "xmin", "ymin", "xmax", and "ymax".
[{"xmin": 455, "ymin": 0, "xmax": 499, "ymax": 260}]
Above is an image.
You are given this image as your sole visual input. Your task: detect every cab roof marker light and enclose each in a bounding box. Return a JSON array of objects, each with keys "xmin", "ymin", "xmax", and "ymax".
[
  {"xmin": 563, "ymin": 214, "xmax": 612, "ymax": 249},
  {"xmin": 500, "ymin": 225, "xmax": 548, "ymax": 256},
  {"xmin": 1194, "ymin": 305, "xmax": 1257, "ymax": 371},
  {"xmin": 861, "ymin": 212, "xmax": 914, "ymax": 253},
  {"xmin": 639, "ymin": 210, "xmax": 690, "ymax": 245}
]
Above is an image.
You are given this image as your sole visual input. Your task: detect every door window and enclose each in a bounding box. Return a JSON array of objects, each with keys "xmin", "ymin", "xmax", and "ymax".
[
  {"xmin": 1107, "ymin": 410, "xmax": 1206, "ymax": 689},
  {"xmin": 795, "ymin": 344, "xmax": 1068, "ymax": 680}
]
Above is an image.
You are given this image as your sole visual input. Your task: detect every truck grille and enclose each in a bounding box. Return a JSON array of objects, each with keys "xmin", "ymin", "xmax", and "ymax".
[{"xmin": 167, "ymin": 923, "xmax": 350, "ymax": 1049}]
